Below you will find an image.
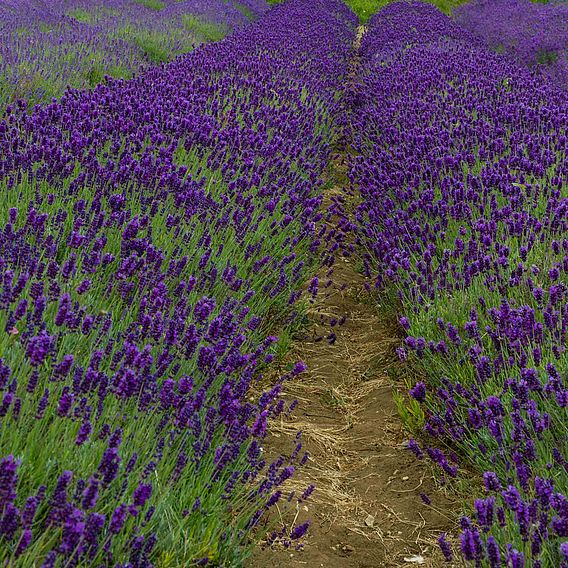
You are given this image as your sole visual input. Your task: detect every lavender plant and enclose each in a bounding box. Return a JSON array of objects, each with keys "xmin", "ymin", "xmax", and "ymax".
[
  {"xmin": 347, "ymin": 2, "xmax": 567, "ymax": 565},
  {"xmin": 0, "ymin": 0, "xmax": 358, "ymax": 564}
]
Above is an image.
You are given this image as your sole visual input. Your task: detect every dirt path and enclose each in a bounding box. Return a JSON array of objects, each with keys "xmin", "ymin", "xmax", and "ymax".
[
  {"xmin": 250, "ymin": 26, "xmax": 458, "ymax": 568},
  {"xmin": 250, "ymin": 172, "xmax": 456, "ymax": 568}
]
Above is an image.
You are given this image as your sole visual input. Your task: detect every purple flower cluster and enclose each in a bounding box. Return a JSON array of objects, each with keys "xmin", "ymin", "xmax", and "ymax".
[
  {"xmin": 0, "ymin": 0, "xmax": 268, "ymax": 106},
  {"xmin": 347, "ymin": 2, "xmax": 567, "ymax": 565},
  {"xmin": 0, "ymin": 0, "xmax": 357, "ymax": 564},
  {"xmin": 456, "ymin": 0, "xmax": 568, "ymax": 90}
]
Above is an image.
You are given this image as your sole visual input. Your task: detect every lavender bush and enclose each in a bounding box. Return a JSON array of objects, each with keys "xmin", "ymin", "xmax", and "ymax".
[
  {"xmin": 0, "ymin": 0, "xmax": 268, "ymax": 108},
  {"xmin": 347, "ymin": 2, "xmax": 567, "ymax": 565},
  {"xmin": 0, "ymin": 0, "xmax": 357, "ymax": 564},
  {"xmin": 456, "ymin": 0, "xmax": 568, "ymax": 89}
]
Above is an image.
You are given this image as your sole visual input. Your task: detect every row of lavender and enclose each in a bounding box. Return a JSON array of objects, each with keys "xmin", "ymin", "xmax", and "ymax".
[
  {"xmin": 348, "ymin": 2, "xmax": 567, "ymax": 566},
  {"xmin": 0, "ymin": 0, "xmax": 267, "ymax": 108},
  {"xmin": 456, "ymin": 0, "xmax": 568, "ymax": 90},
  {"xmin": 0, "ymin": 0, "xmax": 357, "ymax": 564}
]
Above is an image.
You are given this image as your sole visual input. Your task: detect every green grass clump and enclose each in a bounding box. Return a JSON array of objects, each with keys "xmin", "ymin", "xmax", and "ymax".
[
  {"xmin": 233, "ymin": 0, "xmax": 255, "ymax": 20},
  {"xmin": 135, "ymin": 0, "xmax": 166, "ymax": 10},
  {"xmin": 38, "ymin": 22, "xmax": 54, "ymax": 33},
  {"xmin": 118, "ymin": 26, "xmax": 171, "ymax": 62},
  {"xmin": 343, "ymin": 0, "xmax": 390, "ymax": 22},
  {"xmin": 132, "ymin": 32, "xmax": 170, "ymax": 62},
  {"xmin": 67, "ymin": 8, "xmax": 92, "ymax": 23},
  {"xmin": 536, "ymin": 48, "xmax": 558, "ymax": 65},
  {"xmin": 428, "ymin": 0, "xmax": 467, "ymax": 14},
  {"xmin": 84, "ymin": 57, "xmax": 133, "ymax": 87},
  {"xmin": 182, "ymin": 14, "xmax": 228, "ymax": 42},
  {"xmin": 343, "ymin": 0, "xmax": 468, "ymax": 22}
]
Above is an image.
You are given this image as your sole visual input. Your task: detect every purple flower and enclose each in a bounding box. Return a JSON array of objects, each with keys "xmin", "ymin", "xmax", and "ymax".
[
  {"xmin": 57, "ymin": 388, "xmax": 74, "ymax": 417},
  {"xmin": 54, "ymin": 355, "xmax": 74, "ymax": 377},
  {"xmin": 76, "ymin": 421, "xmax": 92, "ymax": 446},
  {"xmin": 266, "ymin": 491, "xmax": 282, "ymax": 507},
  {"xmin": 409, "ymin": 382, "xmax": 426, "ymax": 403},
  {"xmin": 40, "ymin": 552, "xmax": 57, "ymax": 568},
  {"xmin": 290, "ymin": 521, "xmax": 310, "ymax": 539},
  {"xmin": 474, "ymin": 496, "xmax": 495, "ymax": 530},
  {"xmin": 252, "ymin": 411, "xmax": 269, "ymax": 438},
  {"xmin": 308, "ymin": 277, "xmax": 319, "ymax": 297},
  {"xmin": 396, "ymin": 347, "xmax": 408, "ymax": 361},
  {"xmin": 292, "ymin": 361, "xmax": 308, "ymax": 375},
  {"xmin": 77, "ymin": 279, "xmax": 92, "ymax": 295},
  {"xmin": 81, "ymin": 477, "xmax": 99, "ymax": 510},
  {"xmin": 510, "ymin": 549, "xmax": 525, "ymax": 568},
  {"xmin": 109, "ymin": 504, "xmax": 128, "ymax": 534},
  {"xmin": 483, "ymin": 471, "xmax": 502, "ymax": 492},
  {"xmin": 48, "ymin": 470, "xmax": 73, "ymax": 526},
  {"xmin": 15, "ymin": 528, "xmax": 32, "ymax": 556},
  {"xmin": 84, "ymin": 512, "xmax": 105, "ymax": 547},
  {"xmin": 55, "ymin": 294, "xmax": 71, "ymax": 326},
  {"xmin": 21, "ymin": 492, "xmax": 43, "ymax": 528},
  {"xmin": 460, "ymin": 527, "xmax": 483, "ymax": 562},
  {"xmin": 0, "ymin": 502, "xmax": 20, "ymax": 540},
  {"xmin": 98, "ymin": 447, "xmax": 121, "ymax": 485},
  {"xmin": 437, "ymin": 532, "xmax": 453, "ymax": 562},
  {"xmin": 420, "ymin": 492, "xmax": 431, "ymax": 505},
  {"xmin": 0, "ymin": 455, "xmax": 20, "ymax": 508},
  {"xmin": 35, "ymin": 389, "xmax": 49, "ymax": 420},
  {"xmin": 486, "ymin": 536, "xmax": 500, "ymax": 567},
  {"xmin": 300, "ymin": 484, "xmax": 315, "ymax": 502},
  {"xmin": 133, "ymin": 483, "xmax": 153, "ymax": 508},
  {"xmin": 194, "ymin": 297, "xmax": 216, "ymax": 323},
  {"xmin": 27, "ymin": 331, "xmax": 54, "ymax": 367},
  {"xmin": 407, "ymin": 438, "xmax": 424, "ymax": 459}
]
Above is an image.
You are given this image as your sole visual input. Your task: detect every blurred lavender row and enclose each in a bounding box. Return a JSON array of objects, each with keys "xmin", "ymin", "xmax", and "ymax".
[
  {"xmin": 0, "ymin": 0, "xmax": 268, "ymax": 107},
  {"xmin": 456, "ymin": 0, "xmax": 568, "ymax": 90}
]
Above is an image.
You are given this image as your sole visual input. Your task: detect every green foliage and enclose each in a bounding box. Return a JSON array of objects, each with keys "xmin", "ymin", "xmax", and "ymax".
[
  {"xmin": 344, "ymin": 0, "xmax": 390, "ymax": 22},
  {"xmin": 84, "ymin": 57, "xmax": 133, "ymax": 87},
  {"xmin": 118, "ymin": 26, "xmax": 171, "ymax": 62},
  {"xmin": 536, "ymin": 48, "xmax": 558, "ymax": 65},
  {"xmin": 133, "ymin": 31, "xmax": 170, "ymax": 61},
  {"xmin": 343, "ymin": 0, "xmax": 468, "ymax": 22},
  {"xmin": 0, "ymin": 115, "xmax": 324, "ymax": 562},
  {"xmin": 373, "ymin": 150, "xmax": 568, "ymax": 562},
  {"xmin": 8, "ymin": 64, "xmax": 59, "ymax": 106},
  {"xmin": 233, "ymin": 0, "xmax": 255, "ymax": 20},
  {"xmin": 4, "ymin": 8, "xmax": 225, "ymax": 106},
  {"xmin": 428, "ymin": 0, "xmax": 467, "ymax": 15},
  {"xmin": 134, "ymin": 0, "xmax": 166, "ymax": 10},
  {"xmin": 182, "ymin": 14, "xmax": 228, "ymax": 42},
  {"xmin": 393, "ymin": 387, "xmax": 425, "ymax": 432},
  {"xmin": 67, "ymin": 8, "xmax": 92, "ymax": 23},
  {"xmin": 84, "ymin": 62, "xmax": 105, "ymax": 86},
  {"xmin": 38, "ymin": 22, "xmax": 54, "ymax": 32}
]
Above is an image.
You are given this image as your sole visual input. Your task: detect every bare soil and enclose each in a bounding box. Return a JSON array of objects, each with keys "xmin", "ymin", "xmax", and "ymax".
[
  {"xmin": 250, "ymin": 224, "xmax": 459, "ymax": 567},
  {"xmin": 250, "ymin": 26, "xmax": 461, "ymax": 568}
]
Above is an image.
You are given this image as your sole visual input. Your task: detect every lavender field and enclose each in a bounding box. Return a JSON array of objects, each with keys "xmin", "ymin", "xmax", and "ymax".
[
  {"xmin": 0, "ymin": 0, "xmax": 266, "ymax": 107},
  {"xmin": 0, "ymin": 0, "xmax": 566, "ymax": 566}
]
